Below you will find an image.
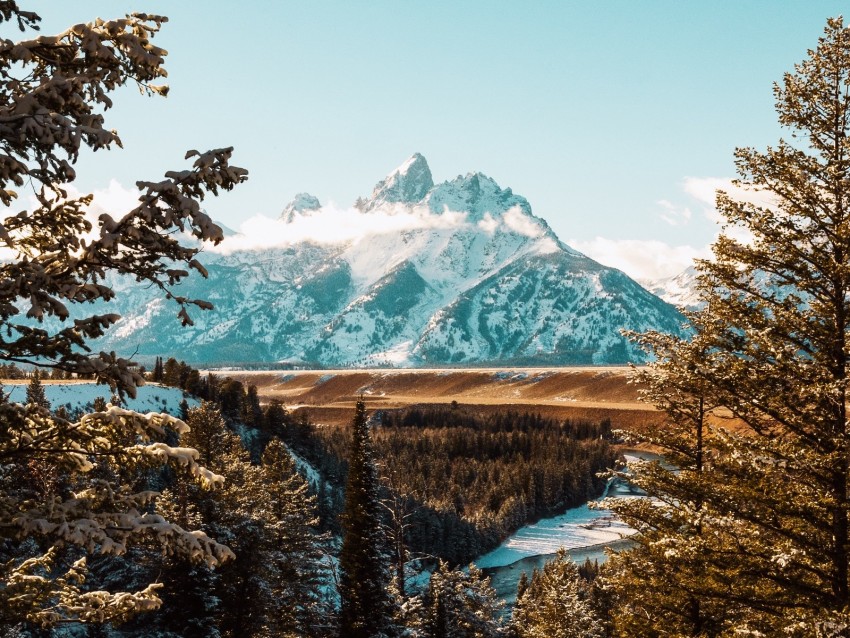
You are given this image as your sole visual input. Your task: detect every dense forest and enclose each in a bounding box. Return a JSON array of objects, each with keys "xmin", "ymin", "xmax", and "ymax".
[
  {"xmin": 3, "ymin": 364, "xmax": 615, "ymax": 636},
  {"xmin": 284, "ymin": 405, "xmax": 615, "ymax": 564}
]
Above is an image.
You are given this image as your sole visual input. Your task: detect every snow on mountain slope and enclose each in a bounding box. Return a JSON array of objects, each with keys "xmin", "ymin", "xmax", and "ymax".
[
  {"xmin": 91, "ymin": 154, "xmax": 684, "ymax": 366},
  {"xmin": 281, "ymin": 192, "xmax": 322, "ymax": 222},
  {"xmin": 641, "ymin": 265, "xmax": 702, "ymax": 310}
]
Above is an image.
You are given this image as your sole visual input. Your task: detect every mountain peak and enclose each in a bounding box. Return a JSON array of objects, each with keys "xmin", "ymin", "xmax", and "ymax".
[
  {"xmin": 367, "ymin": 153, "xmax": 434, "ymax": 208},
  {"xmin": 281, "ymin": 192, "xmax": 321, "ymax": 222},
  {"xmin": 426, "ymin": 170, "xmax": 533, "ymax": 222}
]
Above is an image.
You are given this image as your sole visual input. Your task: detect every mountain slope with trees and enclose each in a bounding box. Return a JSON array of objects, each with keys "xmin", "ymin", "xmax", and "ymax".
[{"xmin": 86, "ymin": 153, "xmax": 684, "ymax": 367}]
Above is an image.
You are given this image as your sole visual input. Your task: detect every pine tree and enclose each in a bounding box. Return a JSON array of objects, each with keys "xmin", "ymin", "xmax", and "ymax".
[
  {"xmin": 258, "ymin": 439, "xmax": 332, "ymax": 637},
  {"xmin": 182, "ymin": 402, "xmax": 232, "ymax": 471},
  {"xmin": 408, "ymin": 561, "xmax": 505, "ymax": 638},
  {"xmin": 338, "ymin": 399, "xmax": 395, "ymax": 638},
  {"xmin": 603, "ymin": 324, "xmax": 737, "ymax": 637},
  {"xmin": 0, "ymin": 1, "xmax": 244, "ymax": 624},
  {"xmin": 156, "ymin": 402, "xmax": 259, "ymax": 637},
  {"xmin": 25, "ymin": 369, "xmax": 49, "ymax": 409},
  {"xmin": 162, "ymin": 358, "xmax": 181, "ymax": 388},
  {"xmin": 608, "ymin": 17, "xmax": 850, "ymax": 636},
  {"xmin": 512, "ymin": 549, "xmax": 604, "ymax": 638}
]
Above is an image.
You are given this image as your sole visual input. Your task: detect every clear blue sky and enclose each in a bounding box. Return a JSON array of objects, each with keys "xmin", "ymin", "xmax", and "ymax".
[{"xmin": 31, "ymin": 2, "xmax": 850, "ymax": 279}]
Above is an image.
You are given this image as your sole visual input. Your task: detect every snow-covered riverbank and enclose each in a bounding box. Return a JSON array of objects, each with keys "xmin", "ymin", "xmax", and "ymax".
[
  {"xmin": 475, "ymin": 451, "xmax": 654, "ymax": 570},
  {"xmin": 474, "ymin": 450, "xmax": 658, "ymax": 607}
]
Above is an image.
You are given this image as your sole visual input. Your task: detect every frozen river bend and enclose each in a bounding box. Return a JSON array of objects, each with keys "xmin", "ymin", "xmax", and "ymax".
[{"xmin": 474, "ymin": 451, "xmax": 657, "ymax": 607}]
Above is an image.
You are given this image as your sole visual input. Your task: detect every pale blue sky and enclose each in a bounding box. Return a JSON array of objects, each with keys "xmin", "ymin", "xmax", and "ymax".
[{"xmin": 31, "ymin": 2, "xmax": 850, "ymax": 279}]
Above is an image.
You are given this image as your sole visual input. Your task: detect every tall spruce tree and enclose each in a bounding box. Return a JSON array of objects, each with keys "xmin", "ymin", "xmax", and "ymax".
[
  {"xmin": 607, "ymin": 17, "xmax": 850, "ymax": 637},
  {"xmin": 338, "ymin": 399, "xmax": 394, "ymax": 638}
]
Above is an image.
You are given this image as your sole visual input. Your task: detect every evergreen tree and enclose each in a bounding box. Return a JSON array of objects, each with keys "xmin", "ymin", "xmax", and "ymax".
[
  {"xmin": 264, "ymin": 399, "xmax": 290, "ymax": 438},
  {"xmin": 258, "ymin": 439, "xmax": 333, "ymax": 637},
  {"xmin": 25, "ymin": 370, "xmax": 49, "ymax": 409},
  {"xmin": 155, "ymin": 402, "xmax": 260, "ymax": 637},
  {"xmin": 338, "ymin": 400, "xmax": 395, "ymax": 638},
  {"xmin": 512, "ymin": 549, "xmax": 604, "ymax": 638},
  {"xmin": 162, "ymin": 358, "xmax": 181, "ymax": 388},
  {"xmin": 182, "ymin": 401, "xmax": 232, "ymax": 471},
  {"xmin": 604, "ymin": 324, "xmax": 735, "ymax": 637},
  {"xmin": 399, "ymin": 561, "xmax": 505, "ymax": 638},
  {"xmin": 608, "ymin": 17, "xmax": 850, "ymax": 636},
  {"xmin": 0, "ymin": 2, "xmax": 244, "ymax": 625}
]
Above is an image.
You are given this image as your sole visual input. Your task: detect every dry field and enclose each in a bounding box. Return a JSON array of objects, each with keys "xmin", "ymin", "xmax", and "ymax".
[{"xmin": 220, "ymin": 367, "xmax": 666, "ymax": 432}]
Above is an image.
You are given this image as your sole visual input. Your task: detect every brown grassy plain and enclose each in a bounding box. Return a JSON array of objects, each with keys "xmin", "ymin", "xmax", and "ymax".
[{"xmin": 220, "ymin": 367, "xmax": 666, "ymax": 433}]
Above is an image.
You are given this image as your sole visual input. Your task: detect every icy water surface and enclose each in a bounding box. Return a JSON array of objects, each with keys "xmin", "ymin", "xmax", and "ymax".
[{"xmin": 475, "ymin": 449, "xmax": 659, "ymax": 609}]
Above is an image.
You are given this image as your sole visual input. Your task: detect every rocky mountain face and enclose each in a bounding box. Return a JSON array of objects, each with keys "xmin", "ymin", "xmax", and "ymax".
[{"xmin": 97, "ymin": 154, "xmax": 685, "ymax": 367}]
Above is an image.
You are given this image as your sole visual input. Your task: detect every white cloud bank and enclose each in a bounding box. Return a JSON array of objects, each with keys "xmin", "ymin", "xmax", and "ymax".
[
  {"xmin": 582, "ymin": 176, "xmax": 778, "ymax": 282},
  {"xmin": 212, "ymin": 203, "xmax": 467, "ymax": 253},
  {"xmin": 567, "ymin": 237, "xmax": 710, "ymax": 282},
  {"xmin": 208, "ymin": 204, "xmax": 547, "ymax": 254},
  {"xmin": 0, "ymin": 175, "xmax": 775, "ymax": 286},
  {"xmin": 682, "ymin": 175, "xmax": 777, "ymax": 217}
]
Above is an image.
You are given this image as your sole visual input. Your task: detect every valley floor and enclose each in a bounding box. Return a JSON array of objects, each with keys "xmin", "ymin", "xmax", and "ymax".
[{"xmin": 218, "ymin": 366, "xmax": 664, "ymax": 432}]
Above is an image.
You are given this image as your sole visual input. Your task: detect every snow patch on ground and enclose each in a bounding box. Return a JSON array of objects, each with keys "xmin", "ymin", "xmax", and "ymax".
[
  {"xmin": 283, "ymin": 441, "xmax": 322, "ymax": 488},
  {"xmin": 3, "ymin": 382, "xmax": 198, "ymax": 416}
]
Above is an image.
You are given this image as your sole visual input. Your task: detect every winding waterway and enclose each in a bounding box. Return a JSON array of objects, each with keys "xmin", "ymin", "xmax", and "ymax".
[{"xmin": 474, "ymin": 450, "xmax": 659, "ymax": 608}]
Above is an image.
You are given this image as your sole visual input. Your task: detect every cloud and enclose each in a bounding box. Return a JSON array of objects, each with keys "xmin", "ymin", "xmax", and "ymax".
[
  {"xmin": 477, "ymin": 212, "xmax": 499, "ymax": 234},
  {"xmin": 210, "ymin": 202, "xmax": 472, "ymax": 253},
  {"xmin": 682, "ymin": 176, "xmax": 777, "ymax": 224},
  {"xmin": 567, "ymin": 237, "xmax": 709, "ymax": 282},
  {"xmin": 583, "ymin": 175, "xmax": 774, "ymax": 281},
  {"xmin": 0, "ymin": 180, "xmax": 143, "ymax": 260},
  {"xmin": 657, "ymin": 199, "xmax": 692, "ymax": 226},
  {"xmin": 503, "ymin": 205, "xmax": 544, "ymax": 237}
]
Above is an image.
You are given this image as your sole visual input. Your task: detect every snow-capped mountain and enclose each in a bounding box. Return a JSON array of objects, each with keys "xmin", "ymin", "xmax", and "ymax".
[
  {"xmin": 641, "ymin": 266, "xmax": 702, "ymax": 310},
  {"xmin": 98, "ymin": 154, "xmax": 684, "ymax": 366}
]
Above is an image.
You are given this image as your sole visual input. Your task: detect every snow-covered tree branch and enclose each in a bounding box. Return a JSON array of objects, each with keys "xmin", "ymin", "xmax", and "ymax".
[{"xmin": 0, "ymin": 2, "xmax": 246, "ymax": 629}]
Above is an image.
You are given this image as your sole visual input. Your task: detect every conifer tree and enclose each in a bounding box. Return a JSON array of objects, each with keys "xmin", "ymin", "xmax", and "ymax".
[
  {"xmin": 603, "ymin": 323, "xmax": 737, "ymax": 637},
  {"xmin": 608, "ymin": 17, "xmax": 850, "ymax": 636},
  {"xmin": 338, "ymin": 399, "xmax": 395, "ymax": 638},
  {"xmin": 25, "ymin": 369, "xmax": 49, "ymax": 409},
  {"xmin": 512, "ymin": 549, "xmax": 604, "ymax": 638},
  {"xmin": 181, "ymin": 401, "xmax": 233, "ymax": 474},
  {"xmin": 258, "ymin": 439, "xmax": 332, "ymax": 637},
  {"xmin": 0, "ymin": 2, "xmax": 244, "ymax": 626},
  {"xmin": 400, "ymin": 561, "xmax": 505, "ymax": 638}
]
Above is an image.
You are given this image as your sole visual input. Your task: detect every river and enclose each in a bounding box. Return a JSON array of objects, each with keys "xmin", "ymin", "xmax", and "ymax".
[{"xmin": 474, "ymin": 449, "xmax": 658, "ymax": 608}]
